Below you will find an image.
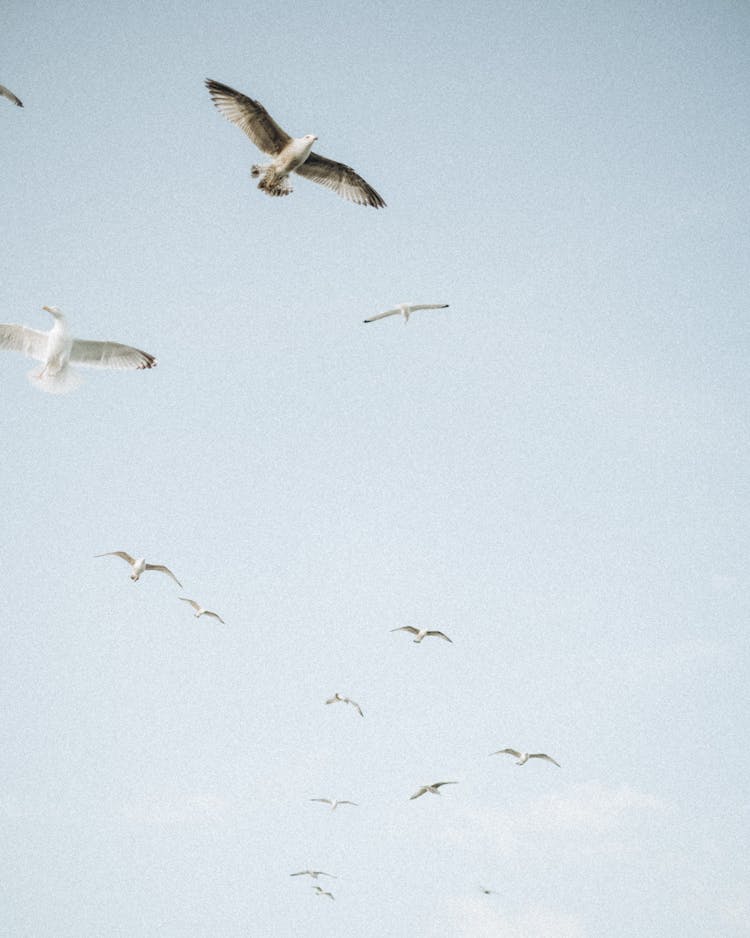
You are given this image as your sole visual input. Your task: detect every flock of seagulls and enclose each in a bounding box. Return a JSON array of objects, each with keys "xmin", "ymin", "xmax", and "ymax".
[{"xmin": 4, "ymin": 74, "xmax": 561, "ymax": 906}]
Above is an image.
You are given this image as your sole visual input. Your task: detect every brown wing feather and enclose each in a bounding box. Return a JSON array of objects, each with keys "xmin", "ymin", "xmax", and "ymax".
[
  {"xmin": 295, "ymin": 151, "xmax": 385, "ymax": 208},
  {"xmin": 205, "ymin": 79, "xmax": 291, "ymax": 155}
]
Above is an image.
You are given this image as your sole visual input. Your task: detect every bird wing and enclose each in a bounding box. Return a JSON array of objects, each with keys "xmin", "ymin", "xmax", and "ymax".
[
  {"xmin": 310, "ymin": 798, "xmax": 333, "ymax": 805},
  {"xmin": 433, "ymin": 781, "xmax": 457, "ymax": 788},
  {"xmin": 325, "ymin": 696, "xmax": 338, "ymax": 705},
  {"xmin": 0, "ymin": 324, "xmax": 48, "ymax": 361},
  {"xmin": 179, "ymin": 598, "xmax": 200, "ymax": 611},
  {"xmin": 290, "ymin": 871, "xmax": 308, "ymax": 877},
  {"xmin": 318, "ymin": 872, "xmax": 337, "ymax": 878},
  {"xmin": 391, "ymin": 626, "xmax": 418, "ymax": 634},
  {"xmin": 410, "ymin": 787, "xmax": 427, "ymax": 800},
  {"xmin": 363, "ymin": 308, "xmax": 401, "ymax": 323},
  {"xmin": 144, "ymin": 564, "xmax": 183, "ymax": 588},
  {"xmin": 529, "ymin": 753, "xmax": 560, "ymax": 767},
  {"xmin": 426, "ymin": 630, "xmax": 453, "ymax": 643},
  {"xmin": 205, "ymin": 79, "xmax": 291, "ymax": 155},
  {"xmin": 295, "ymin": 151, "xmax": 385, "ymax": 208},
  {"xmin": 69, "ymin": 340, "xmax": 156, "ymax": 370},
  {"xmin": 0, "ymin": 85, "xmax": 23, "ymax": 107},
  {"xmin": 348, "ymin": 699, "xmax": 364, "ymax": 717},
  {"xmin": 96, "ymin": 550, "xmax": 135, "ymax": 565},
  {"xmin": 492, "ymin": 749, "xmax": 521, "ymax": 758},
  {"xmin": 337, "ymin": 800, "xmax": 358, "ymax": 806},
  {"xmin": 203, "ymin": 610, "xmax": 225, "ymax": 624},
  {"xmin": 410, "ymin": 304, "xmax": 449, "ymax": 311}
]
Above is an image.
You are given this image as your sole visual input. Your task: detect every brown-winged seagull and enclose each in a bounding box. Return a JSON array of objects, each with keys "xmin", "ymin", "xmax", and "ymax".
[
  {"xmin": 96, "ymin": 552, "xmax": 183, "ymax": 588},
  {"xmin": 409, "ymin": 781, "xmax": 457, "ymax": 800},
  {"xmin": 205, "ymin": 79, "xmax": 385, "ymax": 207},
  {"xmin": 364, "ymin": 303, "xmax": 449, "ymax": 324},
  {"xmin": 312, "ymin": 885, "xmax": 335, "ymax": 900},
  {"xmin": 290, "ymin": 870, "xmax": 337, "ymax": 880},
  {"xmin": 0, "ymin": 84, "xmax": 23, "ymax": 107},
  {"xmin": 325, "ymin": 692, "xmax": 363, "ymax": 717},
  {"xmin": 391, "ymin": 626, "xmax": 452, "ymax": 644},
  {"xmin": 491, "ymin": 748, "xmax": 560, "ymax": 767},
  {"xmin": 179, "ymin": 598, "xmax": 225, "ymax": 623},
  {"xmin": 0, "ymin": 306, "xmax": 156, "ymax": 393}
]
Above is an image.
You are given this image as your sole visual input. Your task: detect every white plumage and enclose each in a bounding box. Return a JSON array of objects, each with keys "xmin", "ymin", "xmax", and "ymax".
[
  {"xmin": 96, "ymin": 551, "xmax": 183, "ymax": 588},
  {"xmin": 364, "ymin": 303, "xmax": 449, "ymax": 324}
]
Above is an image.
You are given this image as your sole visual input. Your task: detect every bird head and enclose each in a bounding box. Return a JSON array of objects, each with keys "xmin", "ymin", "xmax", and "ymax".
[
  {"xmin": 42, "ymin": 305, "xmax": 63, "ymax": 319},
  {"xmin": 303, "ymin": 134, "xmax": 318, "ymax": 143}
]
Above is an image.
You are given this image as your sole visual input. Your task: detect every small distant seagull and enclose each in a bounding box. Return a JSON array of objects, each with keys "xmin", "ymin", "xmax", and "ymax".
[
  {"xmin": 96, "ymin": 552, "xmax": 183, "ymax": 588},
  {"xmin": 409, "ymin": 781, "xmax": 458, "ymax": 800},
  {"xmin": 325, "ymin": 692, "xmax": 364, "ymax": 717},
  {"xmin": 179, "ymin": 598, "xmax": 225, "ymax": 623},
  {"xmin": 312, "ymin": 885, "xmax": 335, "ymax": 900},
  {"xmin": 310, "ymin": 798, "xmax": 358, "ymax": 811},
  {"xmin": 491, "ymin": 748, "xmax": 560, "ymax": 767},
  {"xmin": 391, "ymin": 626, "xmax": 452, "ymax": 644},
  {"xmin": 363, "ymin": 303, "xmax": 449, "ymax": 324},
  {"xmin": 290, "ymin": 870, "xmax": 337, "ymax": 880},
  {"xmin": 479, "ymin": 886, "xmax": 496, "ymax": 895},
  {"xmin": 0, "ymin": 306, "xmax": 156, "ymax": 393},
  {"xmin": 0, "ymin": 84, "xmax": 23, "ymax": 107},
  {"xmin": 205, "ymin": 79, "xmax": 385, "ymax": 207}
]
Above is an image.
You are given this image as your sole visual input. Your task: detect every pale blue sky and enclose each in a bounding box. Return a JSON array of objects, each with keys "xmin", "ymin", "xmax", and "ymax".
[{"xmin": 2, "ymin": 2, "xmax": 749, "ymax": 936}]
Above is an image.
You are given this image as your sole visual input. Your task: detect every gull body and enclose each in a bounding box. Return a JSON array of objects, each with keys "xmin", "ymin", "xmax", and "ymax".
[
  {"xmin": 491, "ymin": 748, "xmax": 560, "ymax": 767},
  {"xmin": 312, "ymin": 885, "xmax": 335, "ymax": 900},
  {"xmin": 0, "ymin": 306, "xmax": 156, "ymax": 393},
  {"xmin": 0, "ymin": 84, "xmax": 23, "ymax": 107},
  {"xmin": 205, "ymin": 79, "xmax": 385, "ymax": 207},
  {"xmin": 96, "ymin": 551, "xmax": 183, "ymax": 588},
  {"xmin": 363, "ymin": 303, "xmax": 449, "ymax": 324},
  {"xmin": 310, "ymin": 798, "xmax": 358, "ymax": 811},
  {"xmin": 290, "ymin": 870, "xmax": 337, "ymax": 880},
  {"xmin": 179, "ymin": 598, "xmax": 225, "ymax": 623},
  {"xmin": 325, "ymin": 692, "xmax": 363, "ymax": 717},
  {"xmin": 409, "ymin": 781, "xmax": 457, "ymax": 800},
  {"xmin": 391, "ymin": 626, "xmax": 452, "ymax": 644}
]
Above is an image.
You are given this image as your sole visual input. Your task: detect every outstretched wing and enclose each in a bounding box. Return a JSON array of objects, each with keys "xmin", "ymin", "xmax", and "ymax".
[
  {"xmin": 492, "ymin": 748, "xmax": 522, "ymax": 759},
  {"xmin": 529, "ymin": 753, "xmax": 560, "ymax": 767},
  {"xmin": 96, "ymin": 550, "xmax": 135, "ymax": 565},
  {"xmin": 364, "ymin": 308, "xmax": 401, "ymax": 323},
  {"xmin": 203, "ymin": 610, "xmax": 225, "ymax": 624},
  {"xmin": 295, "ymin": 152, "xmax": 385, "ymax": 208},
  {"xmin": 409, "ymin": 787, "xmax": 427, "ymax": 800},
  {"xmin": 70, "ymin": 340, "xmax": 156, "ymax": 370},
  {"xmin": 0, "ymin": 85, "xmax": 23, "ymax": 107},
  {"xmin": 0, "ymin": 324, "xmax": 48, "ymax": 361},
  {"xmin": 205, "ymin": 79, "xmax": 291, "ymax": 155},
  {"xmin": 391, "ymin": 626, "xmax": 418, "ymax": 635},
  {"xmin": 433, "ymin": 781, "xmax": 457, "ymax": 788},
  {"xmin": 179, "ymin": 598, "xmax": 201, "ymax": 612},
  {"xmin": 310, "ymin": 798, "xmax": 333, "ymax": 805},
  {"xmin": 426, "ymin": 630, "xmax": 453, "ymax": 643},
  {"xmin": 145, "ymin": 564, "xmax": 183, "ymax": 588}
]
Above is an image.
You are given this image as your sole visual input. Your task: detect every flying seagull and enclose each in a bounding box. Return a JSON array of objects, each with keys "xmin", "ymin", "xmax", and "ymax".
[
  {"xmin": 409, "ymin": 781, "xmax": 458, "ymax": 800},
  {"xmin": 325, "ymin": 692, "xmax": 363, "ymax": 717},
  {"xmin": 363, "ymin": 303, "xmax": 449, "ymax": 324},
  {"xmin": 312, "ymin": 885, "xmax": 335, "ymax": 900},
  {"xmin": 205, "ymin": 79, "xmax": 385, "ymax": 207},
  {"xmin": 480, "ymin": 885, "xmax": 497, "ymax": 895},
  {"xmin": 0, "ymin": 84, "xmax": 23, "ymax": 107},
  {"xmin": 96, "ymin": 552, "xmax": 183, "ymax": 588},
  {"xmin": 290, "ymin": 870, "xmax": 337, "ymax": 880},
  {"xmin": 391, "ymin": 626, "xmax": 452, "ymax": 644},
  {"xmin": 0, "ymin": 306, "xmax": 156, "ymax": 393},
  {"xmin": 179, "ymin": 598, "xmax": 225, "ymax": 623},
  {"xmin": 491, "ymin": 748, "xmax": 560, "ymax": 767},
  {"xmin": 309, "ymin": 798, "xmax": 358, "ymax": 811}
]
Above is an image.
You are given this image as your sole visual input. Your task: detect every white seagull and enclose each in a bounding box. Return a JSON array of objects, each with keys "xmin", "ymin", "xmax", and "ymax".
[
  {"xmin": 205, "ymin": 79, "xmax": 385, "ymax": 207},
  {"xmin": 96, "ymin": 552, "xmax": 183, "ymax": 588},
  {"xmin": 491, "ymin": 748, "xmax": 560, "ymax": 767},
  {"xmin": 309, "ymin": 798, "xmax": 358, "ymax": 811},
  {"xmin": 0, "ymin": 84, "xmax": 23, "ymax": 107},
  {"xmin": 363, "ymin": 303, "xmax": 449, "ymax": 324},
  {"xmin": 312, "ymin": 885, "xmax": 335, "ymax": 900},
  {"xmin": 179, "ymin": 598, "xmax": 225, "ymax": 623},
  {"xmin": 409, "ymin": 781, "xmax": 458, "ymax": 800},
  {"xmin": 290, "ymin": 870, "xmax": 337, "ymax": 880},
  {"xmin": 325, "ymin": 692, "xmax": 363, "ymax": 717},
  {"xmin": 0, "ymin": 306, "xmax": 156, "ymax": 393},
  {"xmin": 391, "ymin": 626, "xmax": 452, "ymax": 644}
]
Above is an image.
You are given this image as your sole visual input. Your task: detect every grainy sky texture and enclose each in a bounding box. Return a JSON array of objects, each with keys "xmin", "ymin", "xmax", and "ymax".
[{"xmin": 1, "ymin": 2, "xmax": 749, "ymax": 936}]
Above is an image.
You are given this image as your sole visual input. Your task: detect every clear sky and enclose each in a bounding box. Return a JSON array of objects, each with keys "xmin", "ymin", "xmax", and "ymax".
[{"xmin": 1, "ymin": 2, "xmax": 749, "ymax": 936}]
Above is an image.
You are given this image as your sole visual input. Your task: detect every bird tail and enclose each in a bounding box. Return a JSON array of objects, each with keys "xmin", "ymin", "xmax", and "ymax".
[
  {"xmin": 253, "ymin": 165, "xmax": 293, "ymax": 197},
  {"xmin": 28, "ymin": 364, "xmax": 82, "ymax": 394}
]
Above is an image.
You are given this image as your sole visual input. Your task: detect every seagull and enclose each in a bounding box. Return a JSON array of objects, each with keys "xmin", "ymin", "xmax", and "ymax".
[
  {"xmin": 96, "ymin": 552, "xmax": 183, "ymax": 588},
  {"xmin": 363, "ymin": 303, "xmax": 449, "ymax": 324},
  {"xmin": 325, "ymin": 692, "xmax": 363, "ymax": 717},
  {"xmin": 312, "ymin": 885, "xmax": 335, "ymax": 900},
  {"xmin": 290, "ymin": 870, "xmax": 337, "ymax": 880},
  {"xmin": 480, "ymin": 885, "xmax": 496, "ymax": 895},
  {"xmin": 0, "ymin": 306, "xmax": 156, "ymax": 393},
  {"xmin": 0, "ymin": 84, "xmax": 23, "ymax": 107},
  {"xmin": 491, "ymin": 748, "xmax": 560, "ymax": 767},
  {"xmin": 179, "ymin": 598, "xmax": 225, "ymax": 623},
  {"xmin": 390, "ymin": 626, "xmax": 452, "ymax": 644},
  {"xmin": 409, "ymin": 781, "xmax": 458, "ymax": 800},
  {"xmin": 309, "ymin": 798, "xmax": 358, "ymax": 811},
  {"xmin": 205, "ymin": 79, "xmax": 385, "ymax": 207}
]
